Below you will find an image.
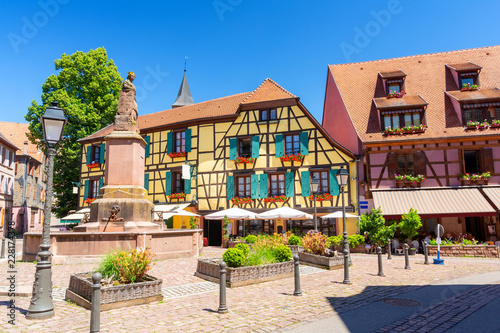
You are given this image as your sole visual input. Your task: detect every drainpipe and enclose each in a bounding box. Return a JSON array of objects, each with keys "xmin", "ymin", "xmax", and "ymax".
[{"xmin": 356, "ymin": 158, "xmax": 360, "ymax": 235}]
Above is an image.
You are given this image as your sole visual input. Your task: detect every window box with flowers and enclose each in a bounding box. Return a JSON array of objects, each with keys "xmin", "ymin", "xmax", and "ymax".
[
  {"xmin": 280, "ymin": 154, "xmax": 305, "ymax": 162},
  {"xmin": 233, "ymin": 157, "xmax": 255, "ymax": 164},
  {"xmin": 458, "ymin": 172, "xmax": 490, "ymax": 186},
  {"xmin": 402, "ymin": 124, "xmax": 427, "ymax": 134},
  {"xmin": 84, "ymin": 198, "xmax": 96, "ymax": 205},
  {"xmin": 465, "ymin": 121, "xmax": 480, "ymax": 130},
  {"xmin": 168, "ymin": 192, "xmax": 186, "ymax": 200},
  {"xmin": 263, "ymin": 195, "xmax": 288, "ymax": 203},
  {"xmin": 387, "ymin": 90, "xmax": 405, "ymax": 98},
  {"xmin": 491, "ymin": 120, "xmax": 500, "ymax": 128},
  {"xmin": 394, "ymin": 174, "xmax": 425, "ymax": 188},
  {"xmin": 308, "ymin": 193, "xmax": 334, "ymax": 202},
  {"xmin": 383, "ymin": 127, "xmax": 403, "ymax": 136},
  {"xmin": 461, "ymin": 84, "xmax": 479, "ymax": 91},
  {"xmin": 168, "ymin": 152, "xmax": 187, "ymax": 159},
  {"xmin": 86, "ymin": 163, "xmax": 100, "ymax": 169},
  {"xmin": 231, "ymin": 197, "xmax": 252, "ymax": 206}
]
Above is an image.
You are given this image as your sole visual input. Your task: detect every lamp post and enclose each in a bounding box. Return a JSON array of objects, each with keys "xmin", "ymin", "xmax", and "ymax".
[
  {"xmin": 336, "ymin": 166, "xmax": 350, "ymax": 284},
  {"xmin": 310, "ymin": 176, "xmax": 319, "ymax": 232},
  {"xmin": 26, "ymin": 102, "xmax": 67, "ymax": 320}
]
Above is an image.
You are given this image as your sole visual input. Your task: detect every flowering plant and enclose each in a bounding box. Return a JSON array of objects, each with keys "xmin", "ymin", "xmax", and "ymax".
[
  {"xmin": 461, "ymin": 83, "xmax": 479, "ymax": 91},
  {"xmin": 263, "ymin": 195, "xmax": 288, "ymax": 203},
  {"xmin": 234, "ymin": 157, "xmax": 255, "ymax": 164},
  {"xmin": 383, "ymin": 127, "xmax": 403, "ymax": 135},
  {"xmin": 231, "ymin": 196, "xmax": 252, "ymax": 205},
  {"xmin": 491, "ymin": 119, "xmax": 500, "ymax": 127},
  {"xmin": 358, "ymin": 180, "xmax": 366, "ymax": 186},
  {"xmin": 459, "ymin": 172, "xmax": 491, "ymax": 181},
  {"xmin": 478, "ymin": 121, "xmax": 490, "ymax": 130},
  {"xmin": 387, "ymin": 90, "xmax": 405, "ymax": 98},
  {"xmin": 86, "ymin": 162, "xmax": 100, "ymax": 169},
  {"xmin": 168, "ymin": 151, "xmax": 187, "ymax": 158},
  {"xmin": 466, "ymin": 120, "xmax": 480, "ymax": 128},
  {"xmin": 394, "ymin": 174, "xmax": 425, "ymax": 183},
  {"xmin": 168, "ymin": 192, "xmax": 186, "ymax": 199},
  {"xmin": 84, "ymin": 198, "xmax": 95, "ymax": 205},
  {"xmin": 280, "ymin": 153, "xmax": 305, "ymax": 162},
  {"xmin": 308, "ymin": 193, "xmax": 333, "ymax": 202},
  {"xmin": 403, "ymin": 124, "xmax": 427, "ymax": 133}
]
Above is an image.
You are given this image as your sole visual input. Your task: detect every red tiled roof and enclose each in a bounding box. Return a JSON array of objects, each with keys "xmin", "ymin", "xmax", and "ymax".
[
  {"xmin": 327, "ymin": 45, "xmax": 500, "ymax": 143},
  {"xmin": 242, "ymin": 78, "xmax": 296, "ymax": 104},
  {"xmin": 446, "ymin": 62, "xmax": 482, "ymax": 72},
  {"xmin": 0, "ymin": 122, "xmax": 43, "ymax": 162},
  {"xmin": 373, "ymin": 95, "xmax": 428, "ymax": 110},
  {"xmin": 379, "ymin": 70, "xmax": 406, "ymax": 79},
  {"xmin": 0, "ymin": 132, "xmax": 19, "ymax": 151},
  {"xmin": 445, "ymin": 88, "xmax": 500, "ymax": 102}
]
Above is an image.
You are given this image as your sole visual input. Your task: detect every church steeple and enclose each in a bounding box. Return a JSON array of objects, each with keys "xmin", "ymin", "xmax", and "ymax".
[{"xmin": 172, "ymin": 59, "xmax": 194, "ymax": 108}]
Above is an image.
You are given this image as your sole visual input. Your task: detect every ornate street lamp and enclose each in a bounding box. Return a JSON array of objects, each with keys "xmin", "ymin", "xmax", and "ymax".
[
  {"xmin": 310, "ymin": 176, "xmax": 319, "ymax": 232},
  {"xmin": 336, "ymin": 166, "xmax": 350, "ymax": 284},
  {"xmin": 26, "ymin": 102, "xmax": 66, "ymax": 319}
]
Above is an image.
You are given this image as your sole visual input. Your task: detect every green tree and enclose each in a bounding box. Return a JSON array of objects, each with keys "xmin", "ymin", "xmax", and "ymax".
[
  {"xmin": 25, "ymin": 47, "xmax": 122, "ymax": 217},
  {"xmin": 359, "ymin": 207, "xmax": 397, "ymax": 247},
  {"xmin": 399, "ymin": 208, "xmax": 422, "ymax": 243}
]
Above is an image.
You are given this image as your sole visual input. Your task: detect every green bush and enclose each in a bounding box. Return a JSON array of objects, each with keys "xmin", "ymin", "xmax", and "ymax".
[
  {"xmin": 245, "ymin": 235, "xmax": 258, "ymax": 244},
  {"xmin": 245, "ymin": 247, "xmax": 277, "ymax": 266},
  {"xmin": 399, "ymin": 208, "xmax": 422, "ymax": 242},
  {"xmin": 273, "ymin": 244, "xmax": 293, "ymax": 262},
  {"xmin": 328, "ymin": 235, "xmax": 342, "ymax": 246},
  {"xmin": 302, "ymin": 231, "xmax": 329, "ymax": 255},
  {"xmin": 222, "ymin": 248, "xmax": 246, "ymax": 268},
  {"xmin": 234, "ymin": 243, "xmax": 249, "ymax": 257},
  {"xmin": 96, "ymin": 248, "xmax": 155, "ymax": 284},
  {"xmin": 96, "ymin": 250, "xmax": 121, "ymax": 280},
  {"xmin": 288, "ymin": 235, "xmax": 302, "ymax": 246},
  {"xmin": 348, "ymin": 235, "xmax": 365, "ymax": 248}
]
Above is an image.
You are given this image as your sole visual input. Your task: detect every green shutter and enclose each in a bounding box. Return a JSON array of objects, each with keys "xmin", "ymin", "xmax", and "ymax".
[
  {"xmin": 144, "ymin": 136, "xmax": 150, "ymax": 158},
  {"xmin": 86, "ymin": 146, "xmax": 92, "ymax": 164},
  {"xmin": 144, "ymin": 173, "xmax": 149, "ymax": 192},
  {"xmin": 275, "ymin": 134, "xmax": 283, "ymax": 158},
  {"xmin": 251, "ymin": 174, "xmax": 259, "ymax": 199},
  {"xmin": 252, "ymin": 135, "xmax": 260, "ymax": 158},
  {"xmin": 184, "ymin": 177, "xmax": 191, "ymax": 194},
  {"xmin": 99, "ymin": 143, "xmax": 105, "ymax": 164},
  {"xmin": 83, "ymin": 179, "xmax": 89, "ymax": 200},
  {"xmin": 229, "ymin": 138, "xmax": 237, "ymax": 160},
  {"xmin": 259, "ymin": 173, "xmax": 268, "ymax": 198},
  {"xmin": 98, "ymin": 177, "xmax": 103, "ymax": 192},
  {"xmin": 227, "ymin": 175, "xmax": 235, "ymax": 200},
  {"xmin": 165, "ymin": 171, "xmax": 172, "ymax": 196},
  {"xmin": 330, "ymin": 169, "xmax": 340, "ymax": 196},
  {"xmin": 167, "ymin": 132, "xmax": 173, "ymax": 155},
  {"xmin": 285, "ymin": 171, "xmax": 294, "ymax": 197},
  {"xmin": 301, "ymin": 171, "xmax": 310, "ymax": 197},
  {"xmin": 300, "ymin": 132, "xmax": 309, "ymax": 155},
  {"xmin": 185, "ymin": 129, "xmax": 191, "ymax": 152}
]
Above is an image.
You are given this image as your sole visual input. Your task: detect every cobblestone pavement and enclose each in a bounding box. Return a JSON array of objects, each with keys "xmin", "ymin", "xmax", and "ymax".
[{"xmin": 1, "ymin": 250, "xmax": 499, "ymax": 332}]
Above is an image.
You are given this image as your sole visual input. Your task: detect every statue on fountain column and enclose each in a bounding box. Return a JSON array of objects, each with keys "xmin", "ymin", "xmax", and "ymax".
[{"xmin": 115, "ymin": 71, "xmax": 139, "ymax": 132}]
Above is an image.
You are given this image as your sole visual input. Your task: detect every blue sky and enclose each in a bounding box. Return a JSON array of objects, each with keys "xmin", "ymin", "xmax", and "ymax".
[{"xmin": 1, "ymin": 0, "xmax": 499, "ymax": 125}]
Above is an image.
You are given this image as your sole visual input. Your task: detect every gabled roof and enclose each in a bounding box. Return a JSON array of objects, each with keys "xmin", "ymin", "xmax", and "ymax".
[
  {"xmin": 373, "ymin": 95, "xmax": 428, "ymax": 110},
  {"xmin": 446, "ymin": 62, "xmax": 482, "ymax": 72},
  {"xmin": 242, "ymin": 78, "xmax": 296, "ymax": 104},
  {"xmin": 172, "ymin": 70, "xmax": 194, "ymax": 108},
  {"xmin": 0, "ymin": 132, "xmax": 19, "ymax": 151},
  {"xmin": 445, "ymin": 88, "xmax": 500, "ymax": 103},
  {"xmin": 379, "ymin": 70, "xmax": 406, "ymax": 79},
  {"xmin": 327, "ymin": 45, "xmax": 500, "ymax": 143},
  {"xmin": 0, "ymin": 122, "xmax": 44, "ymax": 162}
]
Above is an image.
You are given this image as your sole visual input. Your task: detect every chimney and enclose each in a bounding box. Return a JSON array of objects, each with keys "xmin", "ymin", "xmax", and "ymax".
[{"xmin": 23, "ymin": 141, "xmax": 28, "ymax": 155}]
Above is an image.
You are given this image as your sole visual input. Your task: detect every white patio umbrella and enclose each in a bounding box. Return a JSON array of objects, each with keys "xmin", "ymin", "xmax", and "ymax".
[
  {"xmin": 320, "ymin": 211, "xmax": 359, "ymax": 219},
  {"xmin": 204, "ymin": 207, "xmax": 256, "ymax": 220},
  {"xmin": 162, "ymin": 209, "xmax": 201, "ymax": 220},
  {"xmin": 255, "ymin": 206, "xmax": 313, "ymax": 219}
]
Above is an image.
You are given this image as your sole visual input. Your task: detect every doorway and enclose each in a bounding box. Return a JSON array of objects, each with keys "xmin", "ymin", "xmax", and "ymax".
[
  {"xmin": 206, "ymin": 220, "xmax": 222, "ymax": 246},
  {"xmin": 465, "ymin": 217, "xmax": 485, "ymax": 241}
]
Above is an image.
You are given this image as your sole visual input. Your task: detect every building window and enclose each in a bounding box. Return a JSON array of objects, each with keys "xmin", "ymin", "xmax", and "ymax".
[
  {"xmin": 238, "ymin": 137, "xmax": 252, "ymax": 158},
  {"xmin": 388, "ymin": 83, "xmax": 401, "ymax": 94},
  {"xmin": 284, "ymin": 134, "xmax": 300, "ymax": 155},
  {"xmin": 174, "ymin": 131, "xmax": 185, "ymax": 153},
  {"xmin": 460, "ymin": 73, "xmax": 477, "ymax": 88},
  {"xmin": 383, "ymin": 112, "xmax": 423, "ymax": 130},
  {"xmin": 92, "ymin": 145, "xmax": 100, "ymax": 164},
  {"xmin": 311, "ymin": 171, "xmax": 329, "ymax": 194},
  {"xmin": 464, "ymin": 107, "xmax": 500, "ymax": 123},
  {"xmin": 89, "ymin": 179, "xmax": 99, "ymax": 199},
  {"xmin": 260, "ymin": 108, "xmax": 277, "ymax": 121},
  {"xmin": 173, "ymin": 171, "xmax": 184, "ymax": 193},
  {"xmin": 384, "ymin": 114, "xmax": 400, "ymax": 129},
  {"xmin": 236, "ymin": 175, "xmax": 251, "ymax": 197},
  {"xmin": 397, "ymin": 154, "xmax": 415, "ymax": 175},
  {"xmin": 403, "ymin": 112, "xmax": 421, "ymax": 127},
  {"xmin": 269, "ymin": 173, "xmax": 285, "ymax": 196},
  {"xmin": 463, "ymin": 150, "xmax": 480, "ymax": 174}
]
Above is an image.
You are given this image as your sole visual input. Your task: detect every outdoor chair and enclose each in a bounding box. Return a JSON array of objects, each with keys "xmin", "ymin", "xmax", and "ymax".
[
  {"xmin": 392, "ymin": 239, "xmax": 403, "ymax": 254},
  {"xmin": 411, "ymin": 240, "xmax": 419, "ymax": 253}
]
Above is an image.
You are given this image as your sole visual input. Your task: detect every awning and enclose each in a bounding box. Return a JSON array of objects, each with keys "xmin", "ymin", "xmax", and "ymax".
[
  {"xmin": 480, "ymin": 187, "xmax": 500, "ymax": 211},
  {"xmin": 372, "ymin": 187, "xmax": 496, "ymax": 218}
]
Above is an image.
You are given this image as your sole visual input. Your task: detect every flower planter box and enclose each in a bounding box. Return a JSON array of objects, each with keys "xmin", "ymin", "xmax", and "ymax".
[
  {"xmin": 395, "ymin": 180, "xmax": 422, "ymax": 188},
  {"xmin": 466, "ymin": 125, "xmax": 478, "ymax": 130},
  {"xmin": 298, "ymin": 252, "xmax": 343, "ymax": 270},
  {"xmin": 195, "ymin": 258, "xmax": 294, "ymax": 287},
  {"xmin": 426, "ymin": 245, "xmax": 499, "ymax": 258},
  {"xmin": 65, "ymin": 272, "xmax": 163, "ymax": 311},
  {"xmin": 409, "ymin": 248, "xmax": 417, "ymax": 255},
  {"xmin": 334, "ymin": 244, "xmax": 365, "ymax": 254},
  {"xmin": 460, "ymin": 179, "xmax": 489, "ymax": 186},
  {"xmin": 287, "ymin": 245, "xmax": 304, "ymax": 255}
]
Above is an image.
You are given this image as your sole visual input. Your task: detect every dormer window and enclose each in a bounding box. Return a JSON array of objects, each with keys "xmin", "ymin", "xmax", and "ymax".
[
  {"xmin": 388, "ymin": 82, "xmax": 401, "ymax": 94},
  {"xmin": 460, "ymin": 73, "xmax": 478, "ymax": 91},
  {"xmin": 446, "ymin": 62, "xmax": 481, "ymax": 91},
  {"xmin": 379, "ymin": 70, "xmax": 406, "ymax": 97}
]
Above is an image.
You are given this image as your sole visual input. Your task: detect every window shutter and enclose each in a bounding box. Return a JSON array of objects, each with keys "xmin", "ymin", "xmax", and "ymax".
[
  {"xmin": 185, "ymin": 129, "xmax": 192, "ymax": 152},
  {"xmin": 285, "ymin": 171, "xmax": 294, "ymax": 197},
  {"xmin": 300, "ymin": 132, "xmax": 309, "ymax": 155},
  {"xmin": 482, "ymin": 148, "xmax": 494, "ymax": 173},
  {"xmin": 167, "ymin": 132, "xmax": 173, "ymax": 155},
  {"xmin": 330, "ymin": 169, "xmax": 339, "ymax": 196},
  {"xmin": 84, "ymin": 179, "xmax": 89, "ymax": 200},
  {"xmin": 387, "ymin": 153, "xmax": 398, "ymax": 179},
  {"xmin": 227, "ymin": 175, "xmax": 235, "ymax": 200},
  {"xmin": 99, "ymin": 143, "xmax": 105, "ymax": 164},
  {"xmin": 252, "ymin": 135, "xmax": 260, "ymax": 158},
  {"xmin": 98, "ymin": 178, "xmax": 103, "ymax": 191},
  {"xmin": 414, "ymin": 152, "xmax": 427, "ymax": 176},
  {"xmin": 259, "ymin": 173, "xmax": 268, "ymax": 198},
  {"xmin": 301, "ymin": 171, "xmax": 310, "ymax": 197},
  {"xmin": 184, "ymin": 176, "xmax": 191, "ymax": 194},
  {"xmin": 275, "ymin": 134, "xmax": 283, "ymax": 158},
  {"xmin": 251, "ymin": 174, "xmax": 259, "ymax": 199},
  {"xmin": 144, "ymin": 136, "xmax": 150, "ymax": 158},
  {"xmin": 144, "ymin": 173, "xmax": 149, "ymax": 192},
  {"xmin": 86, "ymin": 146, "xmax": 92, "ymax": 165},
  {"xmin": 229, "ymin": 138, "xmax": 237, "ymax": 160},
  {"xmin": 165, "ymin": 171, "xmax": 171, "ymax": 196}
]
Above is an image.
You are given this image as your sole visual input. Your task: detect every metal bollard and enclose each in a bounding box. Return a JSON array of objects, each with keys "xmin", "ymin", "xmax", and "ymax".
[
  {"xmin": 377, "ymin": 247, "xmax": 385, "ymax": 277},
  {"xmin": 90, "ymin": 272, "xmax": 102, "ymax": 333},
  {"xmin": 218, "ymin": 261, "xmax": 228, "ymax": 313},
  {"xmin": 424, "ymin": 243, "xmax": 429, "ymax": 265},
  {"xmin": 404, "ymin": 244, "xmax": 411, "ymax": 270},
  {"xmin": 293, "ymin": 254, "xmax": 302, "ymax": 296},
  {"xmin": 387, "ymin": 239, "xmax": 392, "ymax": 260},
  {"xmin": 0, "ymin": 238, "xmax": 5, "ymax": 259}
]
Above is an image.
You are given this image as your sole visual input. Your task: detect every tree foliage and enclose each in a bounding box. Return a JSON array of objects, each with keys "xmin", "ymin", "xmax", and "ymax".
[
  {"xmin": 399, "ymin": 207, "xmax": 422, "ymax": 242},
  {"xmin": 25, "ymin": 47, "xmax": 122, "ymax": 217},
  {"xmin": 359, "ymin": 207, "xmax": 397, "ymax": 246}
]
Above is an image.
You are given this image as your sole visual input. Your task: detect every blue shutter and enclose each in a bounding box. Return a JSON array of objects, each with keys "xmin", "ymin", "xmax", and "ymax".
[
  {"xmin": 251, "ymin": 135, "xmax": 260, "ymax": 158},
  {"xmin": 184, "ymin": 177, "xmax": 191, "ymax": 194},
  {"xmin": 285, "ymin": 171, "xmax": 294, "ymax": 197},
  {"xmin": 144, "ymin": 136, "xmax": 150, "ymax": 158},
  {"xmin": 185, "ymin": 129, "xmax": 191, "ymax": 152},
  {"xmin": 83, "ymin": 179, "xmax": 89, "ymax": 200},
  {"xmin": 330, "ymin": 169, "xmax": 340, "ymax": 196},
  {"xmin": 251, "ymin": 174, "xmax": 259, "ymax": 199},
  {"xmin": 259, "ymin": 173, "xmax": 268, "ymax": 198},
  {"xmin": 167, "ymin": 132, "xmax": 173, "ymax": 155},
  {"xmin": 144, "ymin": 173, "xmax": 149, "ymax": 192},
  {"xmin": 165, "ymin": 171, "xmax": 172, "ymax": 196},
  {"xmin": 275, "ymin": 134, "xmax": 283, "ymax": 158},
  {"xmin": 99, "ymin": 143, "xmax": 105, "ymax": 164},
  {"xmin": 300, "ymin": 132, "xmax": 309, "ymax": 156},
  {"xmin": 227, "ymin": 175, "xmax": 235, "ymax": 200},
  {"xmin": 301, "ymin": 171, "xmax": 310, "ymax": 197},
  {"xmin": 86, "ymin": 146, "xmax": 92, "ymax": 165},
  {"xmin": 98, "ymin": 177, "xmax": 103, "ymax": 192},
  {"xmin": 229, "ymin": 138, "xmax": 237, "ymax": 160}
]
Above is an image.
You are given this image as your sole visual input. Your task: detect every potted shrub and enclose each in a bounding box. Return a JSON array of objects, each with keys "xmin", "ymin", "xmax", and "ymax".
[{"xmin": 287, "ymin": 234, "xmax": 303, "ymax": 254}]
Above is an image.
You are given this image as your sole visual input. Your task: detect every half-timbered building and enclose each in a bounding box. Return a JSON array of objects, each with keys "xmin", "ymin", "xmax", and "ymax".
[
  {"xmin": 79, "ymin": 78, "xmax": 359, "ymax": 245},
  {"xmin": 323, "ymin": 46, "xmax": 500, "ymax": 242}
]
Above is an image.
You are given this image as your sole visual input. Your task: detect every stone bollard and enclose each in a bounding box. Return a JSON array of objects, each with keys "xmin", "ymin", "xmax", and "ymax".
[
  {"xmin": 293, "ymin": 254, "xmax": 302, "ymax": 296},
  {"xmin": 90, "ymin": 272, "xmax": 102, "ymax": 333},
  {"xmin": 377, "ymin": 247, "xmax": 385, "ymax": 277},
  {"xmin": 404, "ymin": 244, "xmax": 411, "ymax": 270},
  {"xmin": 218, "ymin": 261, "xmax": 228, "ymax": 313},
  {"xmin": 387, "ymin": 239, "xmax": 392, "ymax": 260},
  {"xmin": 424, "ymin": 243, "xmax": 429, "ymax": 265},
  {"xmin": 0, "ymin": 238, "xmax": 5, "ymax": 259}
]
